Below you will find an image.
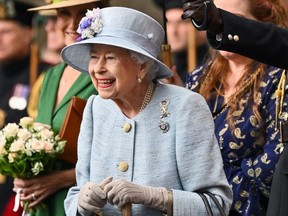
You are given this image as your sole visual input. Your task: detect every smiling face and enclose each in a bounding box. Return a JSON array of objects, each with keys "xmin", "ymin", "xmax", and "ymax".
[
  {"xmin": 88, "ymin": 44, "xmax": 148, "ymax": 103},
  {"xmin": 56, "ymin": 3, "xmax": 97, "ymax": 45}
]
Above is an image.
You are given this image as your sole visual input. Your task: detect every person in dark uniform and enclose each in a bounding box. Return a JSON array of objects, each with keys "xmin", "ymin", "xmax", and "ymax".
[
  {"xmin": 181, "ymin": 0, "xmax": 288, "ymax": 69},
  {"xmin": 181, "ymin": 1, "xmax": 288, "ymax": 216},
  {"xmin": 0, "ymin": 1, "xmax": 48, "ymax": 215},
  {"xmin": 153, "ymin": 0, "xmax": 209, "ymax": 84}
]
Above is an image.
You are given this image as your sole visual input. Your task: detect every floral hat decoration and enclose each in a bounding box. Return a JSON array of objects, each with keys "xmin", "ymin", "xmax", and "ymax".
[
  {"xmin": 76, "ymin": 7, "xmax": 103, "ymax": 41},
  {"xmin": 61, "ymin": 6, "xmax": 173, "ymax": 80}
]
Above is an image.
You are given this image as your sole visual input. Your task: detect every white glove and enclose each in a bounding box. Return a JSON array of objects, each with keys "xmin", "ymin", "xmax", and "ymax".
[
  {"xmin": 77, "ymin": 177, "xmax": 113, "ymax": 215},
  {"xmin": 104, "ymin": 179, "xmax": 169, "ymax": 211}
]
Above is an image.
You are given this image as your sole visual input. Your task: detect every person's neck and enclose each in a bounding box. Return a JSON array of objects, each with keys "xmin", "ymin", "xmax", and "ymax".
[
  {"xmin": 114, "ymin": 81, "xmax": 154, "ymax": 118},
  {"xmin": 223, "ymin": 59, "xmax": 254, "ymax": 101}
]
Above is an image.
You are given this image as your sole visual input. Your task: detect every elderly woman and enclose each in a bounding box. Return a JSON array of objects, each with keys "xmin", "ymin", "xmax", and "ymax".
[{"xmin": 62, "ymin": 6, "xmax": 232, "ymax": 215}]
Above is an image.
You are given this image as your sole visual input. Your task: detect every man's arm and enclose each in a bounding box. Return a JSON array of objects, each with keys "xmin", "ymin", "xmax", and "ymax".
[
  {"xmin": 182, "ymin": 0, "xmax": 288, "ymax": 69},
  {"xmin": 207, "ymin": 9, "xmax": 288, "ymax": 69}
]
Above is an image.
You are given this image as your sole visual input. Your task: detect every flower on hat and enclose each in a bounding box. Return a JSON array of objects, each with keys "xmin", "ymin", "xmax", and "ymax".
[{"xmin": 77, "ymin": 8, "xmax": 103, "ymax": 41}]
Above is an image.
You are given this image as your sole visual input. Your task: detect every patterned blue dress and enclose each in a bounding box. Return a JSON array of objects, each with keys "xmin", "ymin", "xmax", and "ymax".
[{"xmin": 186, "ymin": 65, "xmax": 288, "ymax": 216}]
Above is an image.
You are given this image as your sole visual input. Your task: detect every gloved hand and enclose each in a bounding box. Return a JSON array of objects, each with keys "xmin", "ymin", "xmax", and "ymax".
[
  {"xmin": 77, "ymin": 177, "xmax": 113, "ymax": 216},
  {"xmin": 104, "ymin": 179, "xmax": 169, "ymax": 211},
  {"xmin": 181, "ymin": 0, "xmax": 223, "ymax": 34}
]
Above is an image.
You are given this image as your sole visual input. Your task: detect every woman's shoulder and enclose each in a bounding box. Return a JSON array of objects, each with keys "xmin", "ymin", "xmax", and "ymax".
[
  {"xmin": 87, "ymin": 95, "xmax": 114, "ymax": 109},
  {"xmin": 188, "ymin": 64, "xmax": 207, "ymax": 77},
  {"xmin": 45, "ymin": 62, "xmax": 66, "ymax": 74},
  {"xmin": 158, "ymin": 80, "xmax": 200, "ymax": 93},
  {"xmin": 261, "ymin": 66, "xmax": 286, "ymax": 90},
  {"xmin": 42, "ymin": 63, "xmax": 66, "ymax": 82},
  {"xmin": 264, "ymin": 66, "xmax": 285, "ymax": 79},
  {"xmin": 186, "ymin": 63, "xmax": 210, "ymax": 91}
]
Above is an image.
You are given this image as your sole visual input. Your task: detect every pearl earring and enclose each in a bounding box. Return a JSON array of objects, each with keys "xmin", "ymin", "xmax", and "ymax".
[{"xmin": 138, "ymin": 78, "xmax": 142, "ymax": 83}]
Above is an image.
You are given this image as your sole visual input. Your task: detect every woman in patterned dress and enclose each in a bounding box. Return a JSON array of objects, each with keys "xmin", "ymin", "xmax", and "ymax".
[{"xmin": 186, "ymin": 0, "xmax": 288, "ymax": 215}]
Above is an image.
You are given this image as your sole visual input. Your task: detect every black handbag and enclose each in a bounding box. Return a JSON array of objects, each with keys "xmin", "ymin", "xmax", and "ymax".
[{"xmin": 197, "ymin": 191, "xmax": 226, "ymax": 216}]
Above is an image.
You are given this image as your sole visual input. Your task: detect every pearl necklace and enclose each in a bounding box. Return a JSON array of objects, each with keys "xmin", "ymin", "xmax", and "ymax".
[{"xmin": 139, "ymin": 82, "xmax": 154, "ymax": 113}]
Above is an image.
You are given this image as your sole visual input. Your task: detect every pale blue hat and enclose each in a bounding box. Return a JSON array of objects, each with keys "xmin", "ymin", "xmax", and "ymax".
[{"xmin": 61, "ymin": 6, "xmax": 173, "ymax": 79}]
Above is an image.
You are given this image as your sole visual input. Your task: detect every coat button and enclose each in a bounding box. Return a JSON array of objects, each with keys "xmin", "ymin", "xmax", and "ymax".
[
  {"xmin": 118, "ymin": 162, "xmax": 129, "ymax": 172},
  {"xmin": 123, "ymin": 123, "xmax": 132, "ymax": 132},
  {"xmin": 228, "ymin": 34, "xmax": 233, "ymax": 40},
  {"xmin": 233, "ymin": 35, "xmax": 239, "ymax": 41}
]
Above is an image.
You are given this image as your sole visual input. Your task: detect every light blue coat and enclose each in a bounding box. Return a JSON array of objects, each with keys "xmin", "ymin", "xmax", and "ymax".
[{"xmin": 65, "ymin": 81, "xmax": 232, "ymax": 215}]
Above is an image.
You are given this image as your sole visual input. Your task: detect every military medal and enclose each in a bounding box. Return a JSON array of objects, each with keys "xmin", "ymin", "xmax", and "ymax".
[{"xmin": 9, "ymin": 84, "xmax": 29, "ymax": 110}]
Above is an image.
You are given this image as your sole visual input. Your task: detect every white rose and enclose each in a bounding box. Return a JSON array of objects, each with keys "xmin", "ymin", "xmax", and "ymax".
[
  {"xmin": 0, "ymin": 134, "xmax": 6, "ymax": 145},
  {"xmin": 17, "ymin": 128, "xmax": 31, "ymax": 141},
  {"xmin": 40, "ymin": 128, "xmax": 54, "ymax": 140},
  {"xmin": 31, "ymin": 162, "xmax": 44, "ymax": 176},
  {"xmin": 44, "ymin": 141, "xmax": 54, "ymax": 153},
  {"xmin": 32, "ymin": 123, "xmax": 51, "ymax": 132},
  {"xmin": 43, "ymin": 124, "xmax": 51, "ymax": 130},
  {"xmin": 8, "ymin": 152, "xmax": 16, "ymax": 163},
  {"xmin": 24, "ymin": 141, "xmax": 32, "ymax": 156},
  {"xmin": 3, "ymin": 123, "xmax": 19, "ymax": 138},
  {"xmin": 0, "ymin": 143, "xmax": 6, "ymax": 155},
  {"xmin": 55, "ymin": 140, "xmax": 66, "ymax": 154},
  {"xmin": 19, "ymin": 117, "xmax": 34, "ymax": 128},
  {"xmin": 31, "ymin": 140, "xmax": 45, "ymax": 152},
  {"xmin": 32, "ymin": 122, "xmax": 46, "ymax": 131},
  {"xmin": 10, "ymin": 140, "xmax": 25, "ymax": 152}
]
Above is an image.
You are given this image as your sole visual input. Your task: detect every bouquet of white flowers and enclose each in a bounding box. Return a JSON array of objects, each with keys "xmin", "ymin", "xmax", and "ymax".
[{"xmin": 0, "ymin": 117, "xmax": 66, "ymax": 214}]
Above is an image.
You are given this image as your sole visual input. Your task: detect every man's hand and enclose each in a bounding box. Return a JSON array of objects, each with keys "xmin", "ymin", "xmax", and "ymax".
[{"xmin": 182, "ymin": 0, "xmax": 223, "ymax": 34}]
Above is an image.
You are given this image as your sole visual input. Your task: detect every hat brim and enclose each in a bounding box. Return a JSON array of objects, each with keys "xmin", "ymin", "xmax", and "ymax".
[
  {"xmin": 38, "ymin": 10, "xmax": 57, "ymax": 16},
  {"xmin": 28, "ymin": 0, "xmax": 102, "ymax": 11},
  {"xmin": 61, "ymin": 37, "xmax": 173, "ymax": 80}
]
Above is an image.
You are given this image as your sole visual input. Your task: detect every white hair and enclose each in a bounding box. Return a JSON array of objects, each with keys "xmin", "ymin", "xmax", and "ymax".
[{"xmin": 129, "ymin": 50, "xmax": 160, "ymax": 80}]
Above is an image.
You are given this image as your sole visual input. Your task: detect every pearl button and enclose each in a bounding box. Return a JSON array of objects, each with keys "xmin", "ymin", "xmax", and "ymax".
[
  {"xmin": 118, "ymin": 162, "xmax": 129, "ymax": 172},
  {"xmin": 122, "ymin": 123, "xmax": 131, "ymax": 132},
  {"xmin": 233, "ymin": 35, "xmax": 239, "ymax": 41},
  {"xmin": 228, "ymin": 34, "xmax": 233, "ymax": 40}
]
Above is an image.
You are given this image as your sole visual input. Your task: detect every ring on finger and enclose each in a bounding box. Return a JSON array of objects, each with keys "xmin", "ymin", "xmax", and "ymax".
[{"xmin": 32, "ymin": 193, "xmax": 37, "ymax": 201}]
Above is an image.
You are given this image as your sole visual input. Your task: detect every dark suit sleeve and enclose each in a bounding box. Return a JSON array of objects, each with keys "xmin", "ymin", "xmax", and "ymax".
[
  {"xmin": 207, "ymin": 9, "xmax": 288, "ymax": 69},
  {"xmin": 266, "ymin": 145, "xmax": 288, "ymax": 216}
]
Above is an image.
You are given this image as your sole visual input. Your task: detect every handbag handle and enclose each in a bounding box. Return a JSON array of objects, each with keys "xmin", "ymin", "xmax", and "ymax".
[{"xmin": 197, "ymin": 191, "xmax": 226, "ymax": 216}]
